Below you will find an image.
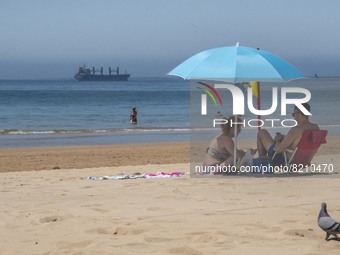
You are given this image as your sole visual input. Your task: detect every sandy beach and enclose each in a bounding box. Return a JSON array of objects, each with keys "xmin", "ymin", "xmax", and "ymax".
[
  {"xmin": 0, "ymin": 142, "xmax": 190, "ymax": 173},
  {"xmin": 1, "ymin": 138, "xmax": 340, "ymax": 254}
]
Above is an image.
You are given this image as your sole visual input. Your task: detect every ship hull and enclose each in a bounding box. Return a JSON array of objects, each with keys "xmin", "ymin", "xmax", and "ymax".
[{"xmin": 74, "ymin": 74, "xmax": 130, "ymax": 81}]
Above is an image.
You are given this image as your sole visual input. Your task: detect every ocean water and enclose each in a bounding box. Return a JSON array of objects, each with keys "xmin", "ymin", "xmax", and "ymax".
[
  {"xmin": 1, "ymin": 77, "xmax": 340, "ymax": 148},
  {"xmin": 0, "ymin": 77, "xmax": 190, "ymax": 148}
]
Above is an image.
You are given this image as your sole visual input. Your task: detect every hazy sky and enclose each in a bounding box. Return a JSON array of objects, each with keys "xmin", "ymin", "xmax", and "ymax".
[{"xmin": 1, "ymin": 0, "xmax": 340, "ymax": 79}]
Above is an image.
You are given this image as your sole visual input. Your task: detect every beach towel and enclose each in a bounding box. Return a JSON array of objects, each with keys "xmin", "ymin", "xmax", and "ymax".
[{"xmin": 87, "ymin": 172, "xmax": 185, "ymax": 181}]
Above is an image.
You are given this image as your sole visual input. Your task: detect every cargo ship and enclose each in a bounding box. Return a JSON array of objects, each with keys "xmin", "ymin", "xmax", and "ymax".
[{"xmin": 74, "ymin": 66, "xmax": 130, "ymax": 81}]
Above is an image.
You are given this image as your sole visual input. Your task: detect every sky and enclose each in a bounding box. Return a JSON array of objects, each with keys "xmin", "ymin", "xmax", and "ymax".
[{"xmin": 1, "ymin": 0, "xmax": 340, "ymax": 79}]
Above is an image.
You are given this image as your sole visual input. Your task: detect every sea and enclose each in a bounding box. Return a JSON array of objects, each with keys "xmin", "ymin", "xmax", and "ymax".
[
  {"xmin": 1, "ymin": 77, "xmax": 340, "ymax": 149},
  {"xmin": 0, "ymin": 77, "xmax": 190, "ymax": 148}
]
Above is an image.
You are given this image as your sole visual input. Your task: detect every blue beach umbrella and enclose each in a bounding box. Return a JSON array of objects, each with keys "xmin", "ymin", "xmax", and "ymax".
[
  {"xmin": 168, "ymin": 43, "xmax": 305, "ymax": 166},
  {"xmin": 168, "ymin": 43, "xmax": 304, "ymax": 82}
]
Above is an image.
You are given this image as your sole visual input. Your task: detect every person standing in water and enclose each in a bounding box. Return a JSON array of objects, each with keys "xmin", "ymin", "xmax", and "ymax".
[{"xmin": 130, "ymin": 107, "xmax": 137, "ymax": 124}]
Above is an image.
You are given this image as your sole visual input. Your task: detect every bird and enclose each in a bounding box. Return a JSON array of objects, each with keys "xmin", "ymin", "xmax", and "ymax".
[{"xmin": 318, "ymin": 202, "xmax": 340, "ymax": 241}]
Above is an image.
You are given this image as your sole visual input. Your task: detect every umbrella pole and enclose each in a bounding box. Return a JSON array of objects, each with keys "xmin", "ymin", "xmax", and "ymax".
[
  {"xmin": 234, "ymin": 115, "xmax": 237, "ymax": 166},
  {"xmin": 257, "ymin": 82, "xmax": 261, "ymax": 133}
]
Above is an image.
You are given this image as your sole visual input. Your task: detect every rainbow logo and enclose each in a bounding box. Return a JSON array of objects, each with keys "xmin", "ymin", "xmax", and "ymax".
[
  {"xmin": 197, "ymin": 81, "xmax": 223, "ymax": 106},
  {"xmin": 197, "ymin": 82, "xmax": 223, "ymax": 115}
]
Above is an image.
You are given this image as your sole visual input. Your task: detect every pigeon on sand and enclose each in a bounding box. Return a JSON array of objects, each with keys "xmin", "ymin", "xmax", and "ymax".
[{"xmin": 318, "ymin": 202, "xmax": 340, "ymax": 241}]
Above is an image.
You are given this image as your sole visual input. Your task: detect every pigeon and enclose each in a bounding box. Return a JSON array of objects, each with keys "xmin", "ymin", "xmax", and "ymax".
[{"xmin": 318, "ymin": 202, "xmax": 340, "ymax": 240}]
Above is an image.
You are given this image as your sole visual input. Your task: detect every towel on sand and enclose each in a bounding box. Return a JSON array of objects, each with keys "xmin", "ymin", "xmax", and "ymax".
[{"xmin": 87, "ymin": 172, "xmax": 185, "ymax": 181}]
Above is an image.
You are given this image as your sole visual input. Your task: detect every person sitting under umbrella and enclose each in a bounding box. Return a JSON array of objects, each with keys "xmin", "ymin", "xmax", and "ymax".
[
  {"xmin": 257, "ymin": 103, "xmax": 319, "ymax": 165},
  {"xmin": 203, "ymin": 116, "xmax": 255, "ymax": 173}
]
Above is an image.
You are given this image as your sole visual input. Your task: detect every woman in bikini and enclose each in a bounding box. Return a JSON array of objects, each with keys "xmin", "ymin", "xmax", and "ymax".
[{"xmin": 203, "ymin": 116, "xmax": 246, "ymax": 170}]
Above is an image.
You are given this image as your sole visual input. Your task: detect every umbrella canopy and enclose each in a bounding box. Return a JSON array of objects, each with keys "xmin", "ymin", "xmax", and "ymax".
[
  {"xmin": 168, "ymin": 44, "xmax": 304, "ymax": 83},
  {"xmin": 168, "ymin": 44, "xmax": 305, "ymax": 167}
]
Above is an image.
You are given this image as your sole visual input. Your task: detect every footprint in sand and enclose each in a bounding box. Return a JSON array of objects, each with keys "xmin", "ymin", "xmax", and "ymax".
[
  {"xmin": 193, "ymin": 233, "xmax": 228, "ymax": 243},
  {"xmin": 86, "ymin": 228, "xmax": 114, "ymax": 235},
  {"xmin": 57, "ymin": 240, "xmax": 93, "ymax": 250},
  {"xmin": 39, "ymin": 216, "xmax": 62, "ymax": 223},
  {"xmin": 239, "ymin": 223, "xmax": 282, "ymax": 233},
  {"xmin": 147, "ymin": 207, "xmax": 171, "ymax": 212},
  {"xmin": 112, "ymin": 226, "xmax": 146, "ymax": 235},
  {"xmin": 80, "ymin": 185, "xmax": 94, "ymax": 189},
  {"xmin": 284, "ymin": 228, "xmax": 315, "ymax": 238},
  {"xmin": 80, "ymin": 204, "xmax": 111, "ymax": 213},
  {"xmin": 167, "ymin": 246, "xmax": 203, "ymax": 255}
]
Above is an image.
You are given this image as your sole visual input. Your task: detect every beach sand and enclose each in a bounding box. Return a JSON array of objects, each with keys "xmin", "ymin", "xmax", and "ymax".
[
  {"xmin": 0, "ymin": 142, "xmax": 190, "ymax": 172},
  {"xmin": 1, "ymin": 138, "xmax": 340, "ymax": 254}
]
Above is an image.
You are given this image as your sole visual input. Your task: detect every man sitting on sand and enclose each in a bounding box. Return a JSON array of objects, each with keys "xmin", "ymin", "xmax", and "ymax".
[{"xmin": 257, "ymin": 103, "xmax": 319, "ymax": 165}]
